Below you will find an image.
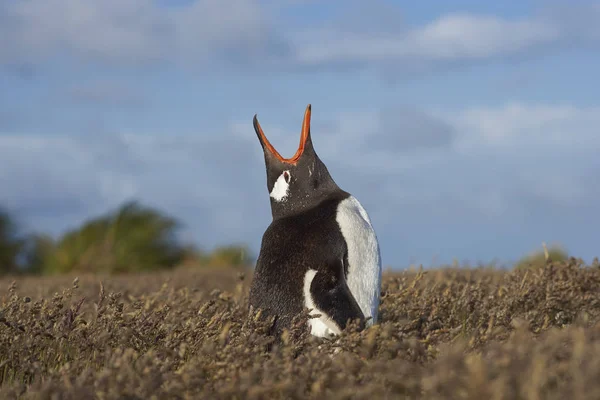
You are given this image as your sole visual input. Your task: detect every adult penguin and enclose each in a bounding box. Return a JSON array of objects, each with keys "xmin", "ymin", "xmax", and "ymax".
[{"xmin": 249, "ymin": 104, "xmax": 382, "ymax": 338}]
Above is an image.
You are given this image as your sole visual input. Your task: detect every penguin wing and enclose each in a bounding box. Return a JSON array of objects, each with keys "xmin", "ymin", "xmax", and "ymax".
[{"xmin": 308, "ymin": 263, "xmax": 366, "ymax": 332}]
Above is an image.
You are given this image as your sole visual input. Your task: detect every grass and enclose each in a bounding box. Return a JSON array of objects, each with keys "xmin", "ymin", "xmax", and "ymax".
[{"xmin": 0, "ymin": 258, "xmax": 599, "ymax": 399}]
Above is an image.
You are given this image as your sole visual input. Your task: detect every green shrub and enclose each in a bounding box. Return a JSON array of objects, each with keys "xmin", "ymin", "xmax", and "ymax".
[
  {"xmin": 43, "ymin": 201, "xmax": 185, "ymax": 274},
  {"xmin": 514, "ymin": 243, "xmax": 569, "ymax": 270},
  {"xmin": 0, "ymin": 209, "xmax": 24, "ymax": 275}
]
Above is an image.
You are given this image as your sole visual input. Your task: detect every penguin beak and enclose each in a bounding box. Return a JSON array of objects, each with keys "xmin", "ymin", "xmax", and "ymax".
[{"xmin": 254, "ymin": 104, "xmax": 312, "ymax": 165}]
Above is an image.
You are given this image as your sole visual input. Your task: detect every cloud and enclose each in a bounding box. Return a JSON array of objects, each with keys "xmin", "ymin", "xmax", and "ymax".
[
  {"xmin": 291, "ymin": 4, "xmax": 600, "ymax": 71},
  {"xmin": 539, "ymin": 3, "xmax": 600, "ymax": 43},
  {"xmin": 445, "ymin": 103, "xmax": 600, "ymax": 209},
  {"xmin": 340, "ymin": 103, "xmax": 600, "ymax": 213},
  {"xmin": 374, "ymin": 107, "xmax": 456, "ymax": 151},
  {"xmin": 2, "ymin": 2, "xmax": 598, "ymax": 73},
  {"xmin": 323, "ymin": 0, "xmax": 406, "ymax": 36},
  {"xmin": 294, "ymin": 15, "xmax": 557, "ymax": 66},
  {"xmin": 301, "ymin": 108, "xmax": 456, "ymax": 179},
  {"xmin": 67, "ymin": 81, "xmax": 148, "ymax": 108},
  {"xmin": 0, "ymin": 102, "xmax": 598, "ymax": 264},
  {"xmin": 0, "ymin": 0, "xmax": 288, "ymax": 68},
  {"xmin": 169, "ymin": 0, "xmax": 290, "ymax": 66},
  {"xmin": 0, "ymin": 111, "xmax": 21, "ymax": 131},
  {"xmin": 0, "ymin": 0, "xmax": 168, "ymax": 65},
  {"xmin": 1, "ymin": 63, "xmax": 37, "ymax": 80}
]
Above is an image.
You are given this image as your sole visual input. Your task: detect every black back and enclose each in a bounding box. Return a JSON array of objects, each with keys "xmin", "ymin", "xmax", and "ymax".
[{"xmin": 248, "ymin": 106, "xmax": 366, "ymax": 337}]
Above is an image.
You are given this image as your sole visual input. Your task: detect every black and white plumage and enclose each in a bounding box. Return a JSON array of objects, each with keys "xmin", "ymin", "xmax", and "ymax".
[{"xmin": 248, "ymin": 105, "xmax": 382, "ymax": 337}]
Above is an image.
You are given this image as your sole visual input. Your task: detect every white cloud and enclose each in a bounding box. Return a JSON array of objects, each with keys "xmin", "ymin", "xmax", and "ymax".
[
  {"xmin": 451, "ymin": 104, "xmax": 600, "ymax": 152},
  {"xmin": 438, "ymin": 103, "xmax": 600, "ymax": 210},
  {"xmin": 170, "ymin": 0, "xmax": 283, "ymax": 63},
  {"xmin": 68, "ymin": 81, "xmax": 147, "ymax": 107},
  {"xmin": 0, "ymin": 0, "xmax": 168, "ymax": 65},
  {"xmin": 0, "ymin": 0, "xmax": 285, "ymax": 67},
  {"xmin": 292, "ymin": 5, "xmax": 600, "ymax": 69},
  {"xmin": 1, "ymin": 2, "xmax": 598, "ymax": 71},
  {"xmin": 294, "ymin": 15, "xmax": 559, "ymax": 65},
  {"xmin": 408, "ymin": 15, "xmax": 558, "ymax": 59}
]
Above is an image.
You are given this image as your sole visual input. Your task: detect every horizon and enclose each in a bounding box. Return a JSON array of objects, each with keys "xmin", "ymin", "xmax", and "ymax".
[{"xmin": 1, "ymin": 0, "xmax": 599, "ymax": 269}]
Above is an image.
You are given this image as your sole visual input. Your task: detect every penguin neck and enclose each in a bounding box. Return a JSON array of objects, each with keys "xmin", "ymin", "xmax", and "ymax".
[{"xmin": 269, "ymin": 185, "xmax": 348, "ymax": 220}]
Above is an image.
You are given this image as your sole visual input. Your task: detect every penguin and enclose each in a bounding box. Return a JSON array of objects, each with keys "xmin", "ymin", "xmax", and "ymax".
[{"xmin": 248, "ymin": 104, "xmax": 382, "ymax": 338}]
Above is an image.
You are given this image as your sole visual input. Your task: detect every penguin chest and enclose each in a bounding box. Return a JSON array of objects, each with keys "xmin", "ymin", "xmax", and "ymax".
[{"xmin": 335, "ymin": 196, "xmax": 382, "ymax": 324}]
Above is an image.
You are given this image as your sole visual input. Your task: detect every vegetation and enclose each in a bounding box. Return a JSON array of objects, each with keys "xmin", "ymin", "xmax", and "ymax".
[
  {"xmin": 514, "ymin": 243, "xmax": 569, "ymax": 270},
  {"xmin": 1, "ymin": 258, "xmax": 599, "ymax": 398},
  {"xmin": 43, "ymin": 201, "xmax": 185, "ymax": 274},
  {"xmin": 0, "ymin": 201, "xmax": 575, "ymax": 277},
  {"xmin": 0, "ymin": 201, "xmax": 253, "ymax": 276},
  {"xmin": 0, "ymin": 209, "xmax": 25, "ymax": 275},
  {"xmin": 1, "ymin": 201, "xmax": 598, "ymax": 398}
]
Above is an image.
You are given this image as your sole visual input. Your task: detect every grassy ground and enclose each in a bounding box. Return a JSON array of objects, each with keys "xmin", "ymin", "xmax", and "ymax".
[{"xmin": 1, "ymin": 259, "xmax": 599, "ymax": 399}]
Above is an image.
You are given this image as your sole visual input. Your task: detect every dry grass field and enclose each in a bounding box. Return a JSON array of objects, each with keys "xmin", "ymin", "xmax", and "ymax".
[{"xmin": 1, "ymin": 258, "xmax": 600, "ymax": 399}]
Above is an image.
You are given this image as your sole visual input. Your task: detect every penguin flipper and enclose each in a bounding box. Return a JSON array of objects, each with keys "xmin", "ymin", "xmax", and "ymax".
[{"xmin": 308, "ymin": 266, "xmax": 366, "ymax": 334}]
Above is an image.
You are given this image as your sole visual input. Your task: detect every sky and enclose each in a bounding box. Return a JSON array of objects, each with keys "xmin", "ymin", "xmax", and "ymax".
[{"xmin": 1, "ymin": 0, "xmax": 599, "ymax": 269}]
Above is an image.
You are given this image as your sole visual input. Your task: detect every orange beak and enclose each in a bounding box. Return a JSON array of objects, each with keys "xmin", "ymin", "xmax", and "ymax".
[{"xmin": 254, "ymin": 104, "xmax": 311, "ymax": 165}]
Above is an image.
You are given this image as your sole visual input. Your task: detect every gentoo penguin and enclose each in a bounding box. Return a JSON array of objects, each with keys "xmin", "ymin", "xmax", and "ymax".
[{"xmin": 248, "ymin": 104, "xmax": 382, "ymax": 338}]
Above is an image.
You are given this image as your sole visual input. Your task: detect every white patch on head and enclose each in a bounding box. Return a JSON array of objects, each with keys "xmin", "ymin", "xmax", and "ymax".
[
  {"xmin": 336, "ymin": 196, "xmax": 382, "ymax": 326},
  {"xmin": 303, "ymin": 269, "xmax": 342, "ymax": 337},
  {"xmin": 270, "ymin": 170, "xmax": 291, "ymax": 202}
]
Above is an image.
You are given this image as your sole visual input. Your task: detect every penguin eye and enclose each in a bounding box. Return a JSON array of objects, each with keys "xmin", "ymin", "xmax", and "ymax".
[{"xmin": 283, "ymin": 171, "xmax": 290, "ymax": 183}]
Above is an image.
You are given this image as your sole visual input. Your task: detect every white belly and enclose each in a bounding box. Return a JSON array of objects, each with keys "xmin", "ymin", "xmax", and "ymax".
[{"xmin": 335, "ymin": 196, "xmax": 382, "ymax": 325}]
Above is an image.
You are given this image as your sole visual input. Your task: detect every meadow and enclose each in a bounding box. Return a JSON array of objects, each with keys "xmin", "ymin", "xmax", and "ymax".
[{"xmin": 1, "ymin": 257, "xmax": 599, "ymax": 399}]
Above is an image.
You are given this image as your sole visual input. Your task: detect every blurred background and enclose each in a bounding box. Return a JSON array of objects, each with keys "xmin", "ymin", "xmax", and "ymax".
[{"xmin": 1, "ymin": 0, "xmax": 598, "ymax": 276}]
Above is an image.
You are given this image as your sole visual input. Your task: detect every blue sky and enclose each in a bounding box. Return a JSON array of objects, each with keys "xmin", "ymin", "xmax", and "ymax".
[{"xmin": 1, "ymin": 0, "xmax": 599, "ymax": 268}]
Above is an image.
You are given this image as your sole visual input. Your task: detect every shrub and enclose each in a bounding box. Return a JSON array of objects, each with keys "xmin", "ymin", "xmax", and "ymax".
[
  {"xmin": 514, "ymin": 243, "xmax": 569, "ymax": 270},
  {"xmin": 0, "ymin": 209, "xmax": 25, "ymax": 275},
  {"xmin": 43, "ymin": 201, "xmax": 185, "ymax": 274}
]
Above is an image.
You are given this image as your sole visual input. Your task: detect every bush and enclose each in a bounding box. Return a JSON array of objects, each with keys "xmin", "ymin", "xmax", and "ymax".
[
  {"xmin": 43, "ymin": 201, "xmax": 185, "ymax": 274},
  {"xmin": 0, "ymin": 209, "xmax": 25, "ymax": 275},
  {"xmin": 514, "ymin": 243, "xmax": 569, "ymax": 270}
]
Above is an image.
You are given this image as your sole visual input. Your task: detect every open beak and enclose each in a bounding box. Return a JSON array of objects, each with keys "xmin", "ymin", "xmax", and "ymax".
[{"xmin": 254, "ymin": 104, "xmax": 311, "ymax": 165}]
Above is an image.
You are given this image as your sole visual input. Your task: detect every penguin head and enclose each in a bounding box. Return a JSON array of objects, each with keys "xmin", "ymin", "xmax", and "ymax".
[{"xmin": 253, "ymin": 104, "xmax": 341, "ymax": 219}]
